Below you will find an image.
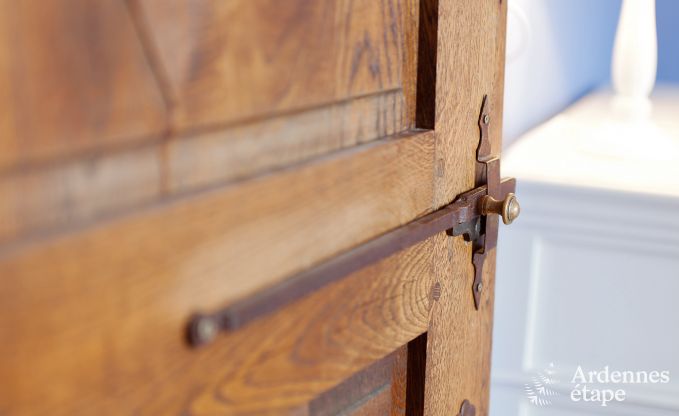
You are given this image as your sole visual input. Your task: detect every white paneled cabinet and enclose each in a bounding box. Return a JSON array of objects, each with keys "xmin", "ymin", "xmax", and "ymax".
[{"xmin": 491, "ymin": 88, "xmax": 679, "ymax": 416}]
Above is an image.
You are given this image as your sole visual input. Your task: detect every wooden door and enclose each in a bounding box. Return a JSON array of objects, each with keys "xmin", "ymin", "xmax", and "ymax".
[{"xmin": 0, "ymin": 0, "xmax": 508, "ymax": 414}]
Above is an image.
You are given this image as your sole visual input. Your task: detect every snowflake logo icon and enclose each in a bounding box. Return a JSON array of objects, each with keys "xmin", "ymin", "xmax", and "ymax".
[{"xmin": 524, "ymin": 363, "xmax": 560, "ymax": 407}]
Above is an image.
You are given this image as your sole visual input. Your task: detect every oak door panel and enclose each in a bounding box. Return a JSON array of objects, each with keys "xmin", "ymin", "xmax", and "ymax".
[
  {"xmin": 0, "ymin": 0, "xmax": 167, "ymax": 170},
  {"xmin": 307, "ymin": 346, "xmax": 407, "ymax": 416},
  {"xmin": 166, "ymin": 89, "xmax": 409, "ymax": 193},
  {"xmin": 0, "ymin": 232, "xmax": 436, "ymax": 415},
  {"xmin": 135, "ymin": 0, "xmax": 418, "ymax": 130},
  {"xmin": 0, "ymin": 0, "xmax": 509, "ymax": 414},
  {"xmin": 424, "ymin": 0, "xmax": 508, "ymax": 414},
  {"xmin": 0, "ymin": 90, "xmax": 408, "ymax": 245},
  {"xmin": 0, "ymin": 0, "xmax": 421, "ymax": 244},
  {"xmin": 0, "ymin": 131, "xmax": 436, "ymax": 414},
  {"xmin": 1, "ymin": 131, "xmax": 432, "ymax": 308},
  {"xmin": 0, "ymin": 145, "xmax": 163, "ymax": 244}
]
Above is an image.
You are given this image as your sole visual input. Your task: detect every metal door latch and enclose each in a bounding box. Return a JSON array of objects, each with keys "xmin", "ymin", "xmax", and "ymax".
[
  {"xmin": 187, "ymin": 96, "xmax": 520, "ymax": 346},
  {"xmin": 450, "ymin": 95, "xmax": 520, "ymax": 309}
]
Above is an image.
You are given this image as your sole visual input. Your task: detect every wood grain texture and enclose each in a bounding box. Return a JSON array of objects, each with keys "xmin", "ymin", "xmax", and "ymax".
[
  {"xmin": 167, "ymin": 89, "xmax": 407, "ymax": 193},
  {"xmin": 432, "ymin": 0, "xmax": 506, "ymax": 209},
  {"xmin": 391, "ymin": 343, "xmax": 410, "ymax": 416},
  {"xmin": 308, "ymin": 346, "xmax": 407, "ymax": 416},
  {"xmin": 423, "ymin": 0, "xmax": 507, "ymax": 415},
  {"xmin": 135, "ymin": 0, "xmax": 413, "ymax": 131},
  {"xmin": 0, "ymin": 231, "xmax": 436, "ymax": 415},
  {"xmin": 0, "ymin": 0, "xmax": 167, "ymax": 170},
  {"xmin": 0, "ymin": 89, "xmax": 408, "ymax": 244},
  {"xmin": 0, "ymin": 146, "xmax": 162, "ymax": 244},
  {"xmin": 0, "ymin": 131, "xmax": 437, "ymax": 414},
  {"xmin": 424, "ymin": 234, "xmax": 497, "ymax": 416},
  {"xmin": 0, "ymin": 0, "xmax": 426, "ymax": 245},
  {"xmin": 402, "ymin": 0, "xmax": 421, "ymax": 129},
  {"xmin": 0, "ymin": 129, "xmax": 434, "ymax": 318},
  {"xmin": 0, "ymin": 0, "xmax": 510, "ymax": 413},
  {"xmin": 342, "ymin": 387, "xmax": 392, "ymax": 416}
]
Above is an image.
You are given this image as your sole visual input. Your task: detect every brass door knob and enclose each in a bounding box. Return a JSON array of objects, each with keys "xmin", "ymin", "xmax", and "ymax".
[{"xmin": 479, "ymin": 192, "xmax": 520, "ymax": 225}]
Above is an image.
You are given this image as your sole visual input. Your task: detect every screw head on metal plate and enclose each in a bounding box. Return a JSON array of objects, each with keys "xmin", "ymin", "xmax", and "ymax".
[{"xmin": 458, "ymin": 399, "xmax": 476, "ymax": 416}]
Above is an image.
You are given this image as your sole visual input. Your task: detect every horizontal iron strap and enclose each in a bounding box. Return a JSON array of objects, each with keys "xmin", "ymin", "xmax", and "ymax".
[{"xmin": 188, "ymin": 178, "xmax": 516, "ymax": 346}]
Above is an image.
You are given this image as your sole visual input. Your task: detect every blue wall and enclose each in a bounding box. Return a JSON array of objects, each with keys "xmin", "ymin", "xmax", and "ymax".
[
  {"xmin": 503, "ymin": 0, "xmax": 679, "ymax": 146},
  {"xmin": 657, "ymin": 0, "xmax": 679, "ymax": 83}
]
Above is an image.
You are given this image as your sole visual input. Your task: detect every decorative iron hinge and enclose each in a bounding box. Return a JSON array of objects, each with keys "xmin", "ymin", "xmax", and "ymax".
[
  {"xmin": 451, "ymin": 95, "xmax": 520, "ymax": 309},
  {"xmin": 187, "ymin": 95, "xmax": 519, "ymax": 347}
]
